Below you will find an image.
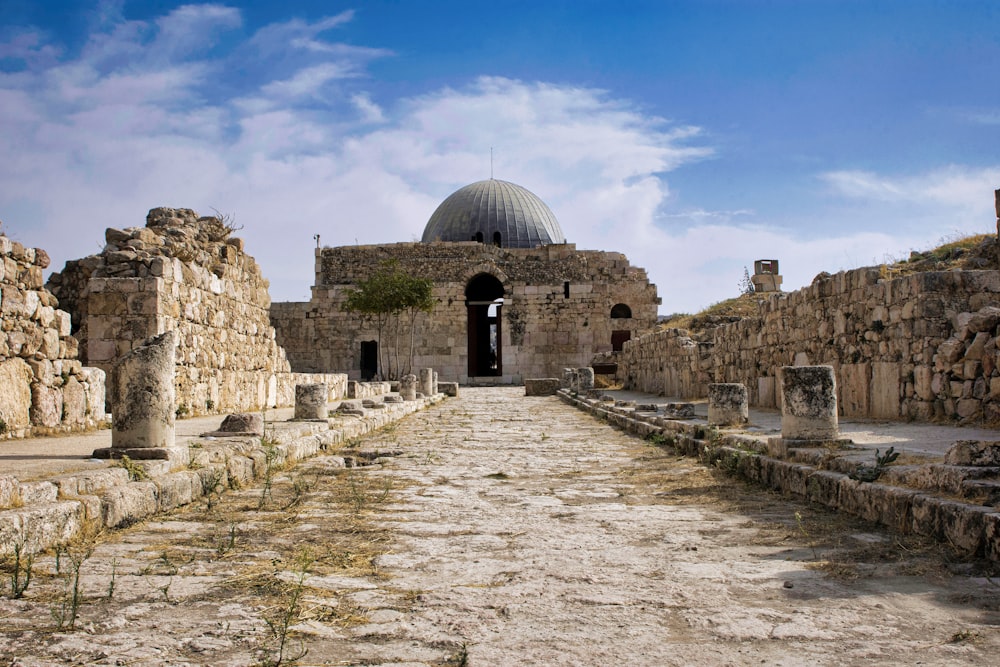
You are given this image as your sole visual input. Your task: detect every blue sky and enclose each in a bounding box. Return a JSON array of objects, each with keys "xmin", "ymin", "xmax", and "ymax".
[{"xmin": 1, "ymin": 0, "xmax": 998, "ymax": 314}]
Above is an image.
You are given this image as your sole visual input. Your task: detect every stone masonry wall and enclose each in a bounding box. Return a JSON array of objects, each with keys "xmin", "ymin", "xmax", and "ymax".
[
  {"xmin": 0, "ymin": 234, "xmax": 105, "ymax": 438},
  {"xmin": 48, "ymin": 208, "xmax": 346, "ymax": 415},
  {"xmin": 272, "ymin": 241, "xmax": 660, "ymax": 383},
  {"xmin": 619, "ymin": 266, "xmax": 1000, "ymax": 424}
]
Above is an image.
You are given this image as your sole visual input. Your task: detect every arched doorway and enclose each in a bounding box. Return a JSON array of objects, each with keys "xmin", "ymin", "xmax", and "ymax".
[{"xmin": 466, "ymin": 273, "xmax": 504, "ymax": 377}]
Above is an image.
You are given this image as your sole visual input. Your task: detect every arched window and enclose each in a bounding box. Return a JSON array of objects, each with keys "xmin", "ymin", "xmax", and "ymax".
[
  {"xmin": 493, "ymin": 231, "xmax": 502, "ymax": 247},
  {"xmin": 610, "ymin": 303, "xmax": 632, "ymax": 319},
  {"xmin": 475, "ymin": 231, "xmax": 484, "ymax": 243}
]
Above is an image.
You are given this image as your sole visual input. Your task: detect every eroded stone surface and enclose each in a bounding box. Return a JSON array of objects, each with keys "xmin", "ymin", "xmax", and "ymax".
[{"xmin": 1, "ymin": 387, "xmax": 998, "ymax": 665}]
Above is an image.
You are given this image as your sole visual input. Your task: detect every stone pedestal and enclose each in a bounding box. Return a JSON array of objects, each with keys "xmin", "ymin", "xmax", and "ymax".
[
  {"xmin": 419, "ymin": 368, "xmax": 434, "ymax": 396},
  {"xmin": 562, "ymin": 368, "xmax": 576, "ymax": 390},
  {"xmin": 708, "ymin": 383, "xmax": 749, "ymax": 426},
  {"xmin": 294, "ymin": 383, "xmax": 328, "ymax": 420},
  {"xmin": 577, "ymin": 367, "xmax": 595, "ymax": 392},
  {"xmin": 780, "ymin": 365, "xmax": 838, "ymax": 441},
  {"xmin": 110, "ymin": 331, "xmax": 176, "ymax": 450},
  {"xmin": 400, "ymin": 374, "xmax": 418, "ymax": 401}
]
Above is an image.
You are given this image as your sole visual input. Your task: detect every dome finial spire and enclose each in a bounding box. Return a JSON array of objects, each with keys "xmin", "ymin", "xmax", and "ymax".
[{"xmin": 490, "ymin": 146, "xmax": 494, "ymax": 180}]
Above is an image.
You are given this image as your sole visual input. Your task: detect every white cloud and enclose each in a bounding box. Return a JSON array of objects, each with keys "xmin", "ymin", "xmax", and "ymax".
[
  {"xmin": 822, "ymin": 165, "xmax": 1000, "ymax": 210},
  {"xmin": 0, "ymin": 4, "xmax": 995, "ymax": 317},
  {"xmin": 261, "ymin": 62, "xmax": 357, "ymax": 100}
]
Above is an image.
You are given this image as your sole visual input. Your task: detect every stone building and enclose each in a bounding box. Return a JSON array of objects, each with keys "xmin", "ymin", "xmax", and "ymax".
[{"xmin": 271, "ymin": 179, "xmax": 661, "ymax": 384}]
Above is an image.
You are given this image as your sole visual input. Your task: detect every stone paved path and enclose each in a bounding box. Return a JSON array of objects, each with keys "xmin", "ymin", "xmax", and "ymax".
[{"xmin": 2, "ymin": 387, "xmax": 999, "ymax": 665}]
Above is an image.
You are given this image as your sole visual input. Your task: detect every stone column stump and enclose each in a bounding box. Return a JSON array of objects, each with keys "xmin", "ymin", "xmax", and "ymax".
[
  {"xmin": 419, "ymin": 368, "xmax": 434, "ymax": 397},
  {"xmin": 708, "ymin": 383, "xmax": 749, "ymax": 426},
  {"xmin": 562, "ymin": 368, "xmax": 576, "ymax": 390},
  {"xmin": 780, "ymin": 365, "xmax": 838, "ymax": 441},
  {"xmin": 432, "ymin": 371, "xmax": 439, "ymax": 396},
  {"xmin": 294, "ymin": 383, "xmax": 328, "ymax": 420},
  {"xmin": 400, "ymin": 374, "xmax": 418, "ymax": 401},
  {"xmin": 94, "ymin": 331, "xmax": 182, "ymax": 462},
  {"xmin": 577, "ymin": 367, "xmax": 595, "ymax": 393}
]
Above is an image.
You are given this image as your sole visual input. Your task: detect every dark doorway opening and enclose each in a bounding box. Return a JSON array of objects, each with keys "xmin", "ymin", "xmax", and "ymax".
[
  {"xmin": 360, "ymin": 340, "xmax": 378, "ymax": 380},
  {"xmin": 466, "ymin": 273, "xmax": 505, "ymax": 377},
  {"xmin": 611, "ymin": 329, "xmax": 631, "ymax": 352}
]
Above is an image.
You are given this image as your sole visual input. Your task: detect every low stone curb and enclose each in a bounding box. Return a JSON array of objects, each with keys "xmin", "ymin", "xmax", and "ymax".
[
  {"xmin": 559, "ymin": 389, "xmax": 1000, "ymax": 562},
  {"xmin": 0, "ymin": 394, "xmax": 444, "ymax": 556}
]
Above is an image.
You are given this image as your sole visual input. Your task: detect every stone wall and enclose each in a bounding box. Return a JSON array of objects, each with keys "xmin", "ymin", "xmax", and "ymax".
[
  {"xmin": 48, "ymin": 208, "xmax": 345, "ymax": 415},
  {"xmin": 0, "ymin": 235, "xmax": 105, "ymax": 438},
  {"xmin": 272, "ymin": 241, "xmax": 660, "ymax": 384},
  {"xmin": 619, "ymin": 266, "xmax": 1000, "ymax": 424}
]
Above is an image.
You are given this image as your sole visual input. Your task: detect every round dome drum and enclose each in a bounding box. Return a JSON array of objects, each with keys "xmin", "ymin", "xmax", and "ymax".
[{"xmin": 421, "ymin": 179, "xmax": 566, "ymax": 248}]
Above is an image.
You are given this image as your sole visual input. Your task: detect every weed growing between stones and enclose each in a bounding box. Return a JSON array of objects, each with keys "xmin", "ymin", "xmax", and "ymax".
[
  {"xmin": 51, "ymin": 524, "xmax": 101, "ymax": 630},
  {"xmin": 260, "ymin": 550, "xmax": 313, "ymax": 667},
  {"xmin": 259, "ymin": 444, "xmax": 281, "ymax": 510},
  {"xmin": 850, "ymin": 446, "xmax": 901, "ymax": 482},
  {"xmin": 116, "ymin": 454, "xmax": 150, "ymax": 481},
  {"xmin": 3, "ymin": 533, "xmax": 35, "ymax": 599}
]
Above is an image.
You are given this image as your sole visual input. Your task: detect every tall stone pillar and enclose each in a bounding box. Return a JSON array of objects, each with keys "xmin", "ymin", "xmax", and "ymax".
[
  {"xmin": 432, "ymin": 371, "xmax": 439, "ymax": 396},
  {"xmin": 780, "ymin": 366, "xmax": 838, "ymax": 440},
  {"xmin": 708, "ymin": 383, "xmax": 749, "ymax": 426},
  {"xmin": 419, "ymin": 368, "xmax": 434, "ymax": 397},
  {"xmin": 400, "ymin": 374, "xmax": 418, "ymax": 401},
  {"xmin": 294, "ymin": 383, "xmax": 328, "ymax": 420},
  {"xmin": 95, "ymin": 331, "xmax": 182, "ymax": 461}
]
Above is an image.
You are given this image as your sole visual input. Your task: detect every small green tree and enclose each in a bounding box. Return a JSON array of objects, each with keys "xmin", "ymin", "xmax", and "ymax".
[{"xmin": 344, "ymin": 262, "xmax": 434, "ymax": 379}]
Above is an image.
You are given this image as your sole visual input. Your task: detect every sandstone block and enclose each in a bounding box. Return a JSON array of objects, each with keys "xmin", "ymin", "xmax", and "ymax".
[
  {"xmin": 525, "ymin": 378, "xmax": 561, "ymax": 396},
  {"xmin": 101, "ymin": 482, "xmax": 159, "ymax": 528}
]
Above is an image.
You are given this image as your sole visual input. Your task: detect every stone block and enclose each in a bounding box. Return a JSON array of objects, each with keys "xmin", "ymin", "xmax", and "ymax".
[
  {"xmin": 870, "ymin": 362, "xmax": 900, "ymax": 419},
  {"xmin": 525, "ymin": 378, "xmax": 561, "ymax": 396},
  {"xmin": 707, "ymin": 383, "xmax": 748, "ymax": 426},
  {"xmin": 0, "ymin": 358, "xmax": 33, "ymax": 431},
  {"xmin": 780, "ymin": 366, "xmax": 838, "ymax": 440},
  {"xmin": 101, "ymin": 482, "xmax": 159, "ymax": 528}
]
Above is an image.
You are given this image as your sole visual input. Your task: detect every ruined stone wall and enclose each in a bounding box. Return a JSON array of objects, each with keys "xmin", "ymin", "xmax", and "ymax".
[
  {"xmin": 48, "ymin": 208, "xmax": 346, "ymax": 415},
  {"xmin": 617, "ymin": 328, "xmax": 711, "ymax": 399},
  {"xmin": 619, "ymin": 265, "xmax": 1000, "ymax": 424},
  {"xmin": 0, "ymin": 235, "xmax": 105, "ymax": 438},
  {"xmin": 272, "ymin": 242, "xmax": 660, "ymax": 383}
]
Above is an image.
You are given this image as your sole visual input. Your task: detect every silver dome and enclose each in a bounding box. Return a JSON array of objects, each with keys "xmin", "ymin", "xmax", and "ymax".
[{"xmin": 421, "ymin": 179, "xmax": 565, "ymax": 248}]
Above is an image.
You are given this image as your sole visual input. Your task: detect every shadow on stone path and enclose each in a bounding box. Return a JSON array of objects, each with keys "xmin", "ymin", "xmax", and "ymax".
[{"xmin": 2, "ymin": 387, "xmax": 998, "ymax": 666}]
